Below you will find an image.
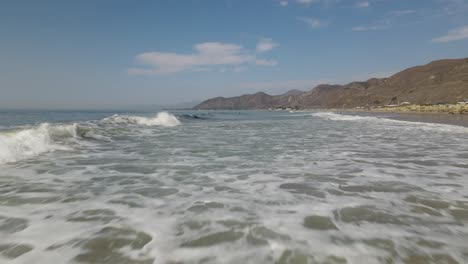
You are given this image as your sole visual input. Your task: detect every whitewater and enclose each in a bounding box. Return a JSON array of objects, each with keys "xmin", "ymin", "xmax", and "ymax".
[
  {"xmin": 0, "ymin": 112, "xmax": 180, "ymax": 165},
  {"xmin": 0, "ymin": 110, "xmax": 468, "ymax": 264}
]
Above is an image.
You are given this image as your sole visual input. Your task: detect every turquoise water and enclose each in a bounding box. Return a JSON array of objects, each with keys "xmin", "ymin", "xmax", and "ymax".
[{"xmin": 1, "ymin": 110, "xmax": 468, "ymax": 263}]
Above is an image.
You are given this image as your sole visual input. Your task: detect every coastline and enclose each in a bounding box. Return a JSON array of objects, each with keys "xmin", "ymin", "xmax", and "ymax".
[
  {"xmin": 363, "ymin": 103, "xmax": 468, "ymax": 114},
  {"xmin": 327, "ymin": 109, "xmax": 468, "ymax": 128}
]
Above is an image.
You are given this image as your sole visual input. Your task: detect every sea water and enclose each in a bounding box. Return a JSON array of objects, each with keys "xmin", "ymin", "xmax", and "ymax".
[{"xmin": 0, "ymin": 110, "xmax": 467, "ymax": 264}]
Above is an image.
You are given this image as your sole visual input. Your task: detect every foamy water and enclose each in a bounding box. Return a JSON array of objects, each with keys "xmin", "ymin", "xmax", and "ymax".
[
  {"xmin": 1, "ymin": 111, "xmax": 468, "ymax": 264},
  {"xmin": 102, "ymin": 112, "xmax": 181, "ymax": 127},
  {"xmin": 0, "ymin": 123, "xmax": 82, "ymax": 164}
]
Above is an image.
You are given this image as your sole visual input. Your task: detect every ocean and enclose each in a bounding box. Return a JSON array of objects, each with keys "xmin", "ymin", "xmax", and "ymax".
[{"xmin": 0, "ymin": 110, "xmax": 468, "ymax": 264}]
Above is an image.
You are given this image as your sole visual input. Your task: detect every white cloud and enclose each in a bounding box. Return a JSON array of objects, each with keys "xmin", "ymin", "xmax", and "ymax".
[
  {"xmin": 352, "ymin": 24, "xmax": 389, "ymax": 31},
  {"xmin": 129, "ymin": 41, "xmax": 278, "ymax": 75},
  {"xmin": 432, "ymin": 25, "xmax": 468, "ymax": 43},
  {"xmin": 355, "ymin": 1, "xmax": 369, "ymax": 8},
  {"xmin": 352, "ymin": 8, "xmax": 418, "ymax": 32},
  {"xmin": 295, "ymin": 0, "xmax": 340, "ymax": 7},
  {"xmin": 256, "ymin": 38, "xmax": 279, "ymax": 53},
  {"xmin": 298, "ymin": 17, "xmax": 326, "ymax": 28},
  {"xmin": 280, "ymin": 1, "xmax": 289, "ymax": 6},
  {"xmin": 388, "ymin": 9, "xmax": 416, "ymax": 16}
]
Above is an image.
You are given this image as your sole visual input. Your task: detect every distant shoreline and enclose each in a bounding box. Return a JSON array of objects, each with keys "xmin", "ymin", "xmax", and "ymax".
[
  {"xmin": 349, "ymin": 103, "xmax": 468, "ymax": 115},
  {"xmin": 196, "ymin": 108, "xmax": 468, "ymax": 128},
  {"xmin": 326, "ymin": 109, "xmax": 468, "ymax": 128}
]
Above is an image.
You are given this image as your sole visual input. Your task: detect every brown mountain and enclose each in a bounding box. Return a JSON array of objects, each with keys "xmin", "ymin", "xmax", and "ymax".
[
  {"xmin": 193, "ymin": 92, "xmax": 276, "ymax": 110},
  {"xmin": 281, "ymin": 89, "xmax": 305, "ymax": 96},
  {"xmin": 193, "ymin": 58, "xmax": 468, "ymax": 110}
]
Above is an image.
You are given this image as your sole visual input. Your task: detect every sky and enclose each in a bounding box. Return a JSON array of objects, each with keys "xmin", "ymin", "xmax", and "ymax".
[{"xmin": 1, "ymin": 0, "xmax": 468, "ymax": 109}]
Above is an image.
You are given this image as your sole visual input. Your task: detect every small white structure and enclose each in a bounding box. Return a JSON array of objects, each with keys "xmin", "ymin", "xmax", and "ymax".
[{"xmin": 400, "ymin": 102, "xmax": 411, "ymax": 106}]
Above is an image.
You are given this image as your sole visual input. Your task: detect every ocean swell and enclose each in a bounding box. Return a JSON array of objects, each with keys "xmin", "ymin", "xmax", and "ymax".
[{"xmin": 102, "ymin": 112, "xmax": 180, "ymax": 127}]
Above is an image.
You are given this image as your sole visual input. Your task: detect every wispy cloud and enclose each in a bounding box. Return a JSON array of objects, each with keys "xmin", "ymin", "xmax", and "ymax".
[
  {"xmin": 129, "ymin": 41, "xmax": 278, "ymax": 75},
  {"xmin": 388, "ymin": 9, "xmax": 416, "ymax": 16},
  {"xmin": 256, "ymin": 38, "xmax": 279, "ymax": 53},
  {"xmin": 298, "ymin": 17, "xmax": 327, "ymax": 28},
  {"xmin": 296, "ymin": 0, "xmax": 340, "ymax": 6},
  {"xmin": 433, "ymin": 0, "xmax": 468, "ymax": 21},
  {"xmin": 353, "ymin": 1, "xmax": 467, "ymax": 33},
  {"xmin": 279, "ymin": 1, "xmax": 289, "ymax": 7},
  {"xmin": 355, "ymin": 1, "xmax": 369, "ymax": 8},
  {"xmin": 352, "ymin": 24, "xmax": 389, "ymax": 31},
  {"xmin": 432, "ymin": 25, "xmax": 468, "ymax": 42}
]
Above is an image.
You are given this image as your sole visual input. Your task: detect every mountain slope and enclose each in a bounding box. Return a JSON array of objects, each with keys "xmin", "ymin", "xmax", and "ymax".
[
  {"xmin": 193, "ymin": 92, "xmax": 278, "ymax": 110},
  {"xmin": 193, "ymin": 58, "xmax": 468, "ymax": 110}
]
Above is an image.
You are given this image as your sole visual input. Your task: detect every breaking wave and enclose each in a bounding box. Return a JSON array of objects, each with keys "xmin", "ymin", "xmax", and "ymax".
[
  {"xmin": 102, "ymin": 112, "xmax": 180, "ymax": 127},
  {"xmin": 0, "ymin": 123, "xmax": 90, "ymax": 164}
]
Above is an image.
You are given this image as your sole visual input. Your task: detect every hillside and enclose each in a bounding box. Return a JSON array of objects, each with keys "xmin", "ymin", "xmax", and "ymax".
[{"xmin": 193, "ymin": 58, "xmax": 468, "ymax": 110}]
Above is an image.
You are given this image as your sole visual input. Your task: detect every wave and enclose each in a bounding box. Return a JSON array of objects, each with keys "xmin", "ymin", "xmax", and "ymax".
[
  {"xmin": 312, "ymin": 112, "xmax": 374, "ymax": 121},
  {"xmin": 102, "ymin": 112, "xmax": 180, "ymax": 127},
  {"xmin": 0, "ymin": 123, "xmax": 90, "ymax": 164},
  {"xmin": 178, "ymin": 114, "xmax": 210, "ymax": 120},
  {"xmin": 312, "ymin": 112, "xmax": 468, "ymax": 133}
]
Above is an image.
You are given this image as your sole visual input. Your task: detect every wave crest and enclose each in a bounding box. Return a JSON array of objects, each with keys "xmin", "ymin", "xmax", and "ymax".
[
  {"xmin": 0, "ymin": 123, "xmax": 87, "ymax": 164},
  {"xmin": 102, "ymin": 112, "xmax": 180, "ymax": 127}
]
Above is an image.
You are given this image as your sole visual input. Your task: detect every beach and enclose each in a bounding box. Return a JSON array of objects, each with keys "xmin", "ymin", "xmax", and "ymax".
[
  {"xmin": 338, "ymin": 110, "xmax": 468, "ymax": 128},
  {"xmin": 373, "ymin": 103, "xmax": 468, "ymax": 115}
]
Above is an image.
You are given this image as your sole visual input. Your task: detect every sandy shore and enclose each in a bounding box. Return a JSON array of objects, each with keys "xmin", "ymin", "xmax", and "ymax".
[
  {"xmin": 334, "ymin": 110, "xmax": 468, "ymax": 128},
  {"xmin": 366, "ymin": 103, "xmax": 468, "ymax": 114}
]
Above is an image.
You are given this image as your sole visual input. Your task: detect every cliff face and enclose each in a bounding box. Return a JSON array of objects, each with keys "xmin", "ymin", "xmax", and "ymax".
[{"xmin": 193, "ymin": 58, "xmax": 468, "ymax": 110}]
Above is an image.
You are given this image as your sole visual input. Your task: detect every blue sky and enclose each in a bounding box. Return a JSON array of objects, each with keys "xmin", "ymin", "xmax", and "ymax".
[{"xmin": 1, "ymin": 0, "xmax": 468, "ymax": 109}]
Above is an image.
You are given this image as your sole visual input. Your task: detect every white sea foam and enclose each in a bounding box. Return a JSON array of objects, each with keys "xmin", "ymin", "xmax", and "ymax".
[
  {"xmin": 312, "ymin": 112, "xmax": 468, "ymax": 133},
  {"xmin": 312, "ymin": 112, "xmax": 372, "ymax": 121},
  {"xmin": 103, "ymin": 112, "xmax": 180, "ymax": 127},
  {"xmin": 0, "ymin": 123, "xmax": 81, "ymax": 164}
]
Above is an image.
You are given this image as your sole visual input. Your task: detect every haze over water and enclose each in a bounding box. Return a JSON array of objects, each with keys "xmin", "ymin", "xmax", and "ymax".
[{"xmin": 1, "ymin": 110, "xmax": 468, "ymax": 264}]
